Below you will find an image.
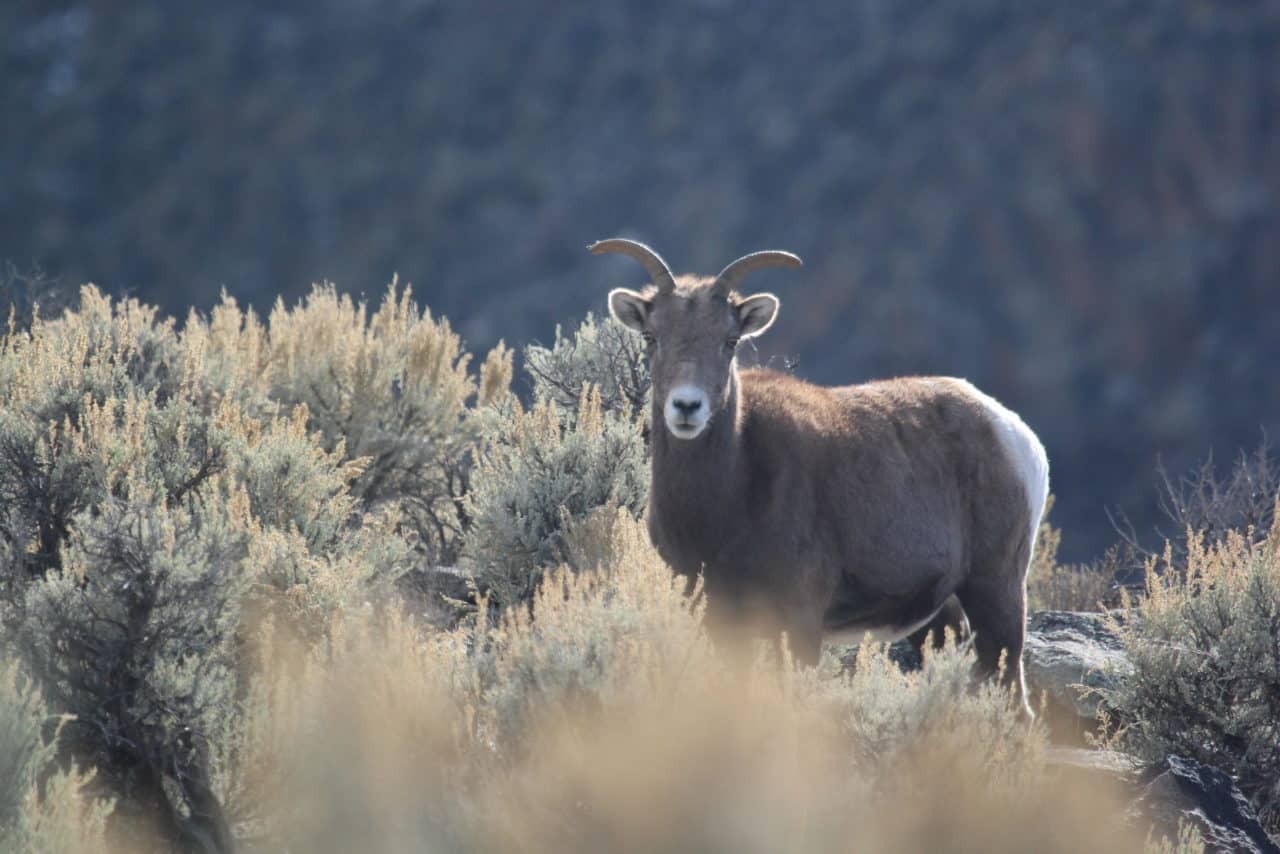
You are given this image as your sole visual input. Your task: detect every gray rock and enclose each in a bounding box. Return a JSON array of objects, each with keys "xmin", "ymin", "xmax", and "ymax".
[
  {"xmin": 1045, "ymin": 746, "xmax": 1141, "ymax": 798},
  {"xmin": 1046, "ymin": 749, "xmax": 1279, "ymax": 852},
  {"xmin": 1047, "ymin": 746, "xmax": 1140, "ymax": 778},
  {"xmin": 1135, "ymin": 755, "xmax": 1279, "ymax": 854},
  {"xmin": 1023, "ymin": 610, "xmax": 1130, "ymax": 731}
]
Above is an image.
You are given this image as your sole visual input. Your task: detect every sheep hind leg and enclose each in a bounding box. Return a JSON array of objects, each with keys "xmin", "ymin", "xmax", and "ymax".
[
  {"xmin": 956, "ymin": 575, "xmax": 1033, "ymax": 720},
  {"xmin": 905, "ymin": 594, "xmax": 970, "ymax": 662}
]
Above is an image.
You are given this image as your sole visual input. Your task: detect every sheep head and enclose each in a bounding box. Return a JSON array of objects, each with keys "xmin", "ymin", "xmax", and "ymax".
[{"xmin": 590, "ymin": 238, "xmax": 801, "ymax": 440}]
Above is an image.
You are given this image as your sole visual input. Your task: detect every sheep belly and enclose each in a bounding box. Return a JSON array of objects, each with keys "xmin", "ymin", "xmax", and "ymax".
[
  {"xmin": 820, "ymin": 575, "xmax": 948, "ymax": 646},
  {"xmin": 822, "ymin": 606, "xmax": 943, "ymax": 646}
]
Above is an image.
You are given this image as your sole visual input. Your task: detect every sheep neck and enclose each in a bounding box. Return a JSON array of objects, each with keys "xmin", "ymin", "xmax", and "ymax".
[{"xmin": 648, "ymin": 368, "xmax": 745, "ymax": 570}]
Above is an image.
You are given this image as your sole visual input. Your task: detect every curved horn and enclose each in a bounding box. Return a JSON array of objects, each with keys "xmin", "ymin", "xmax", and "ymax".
[
  {"xmin": 588, "ymin": 238, "xmax": 677, "ymax": 294},
  {"xmin": 712, "ymin": 250, "xmax": 803, "ymax": 297}
]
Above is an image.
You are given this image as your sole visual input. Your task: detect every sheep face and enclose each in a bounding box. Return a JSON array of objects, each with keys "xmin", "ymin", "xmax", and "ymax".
[{"xmin": 610, "ymin": 281, "xmax": 779, "ymax": 440}]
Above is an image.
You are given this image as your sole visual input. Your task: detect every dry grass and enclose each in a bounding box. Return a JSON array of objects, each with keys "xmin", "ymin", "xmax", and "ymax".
[
  {"xmin": 3, "ymin": 510, "xmax": 1206, "ymax": 853},
  {"xmin": 213, "ymin": 513, "xmax": 1190, "ymax": 854}
]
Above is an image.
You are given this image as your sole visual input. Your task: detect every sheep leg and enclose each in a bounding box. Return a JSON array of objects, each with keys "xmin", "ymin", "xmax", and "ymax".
[
  {"xmin": 786, "ymin": 622, "xmax": 824, "ymax": 667},
  {"xmin": 956, "ymin": 577, "xmax": 1032, "ymax": 718},
  {"xmin": 905, "ymin": 593, "xmax": 970, "ymax": 657}
]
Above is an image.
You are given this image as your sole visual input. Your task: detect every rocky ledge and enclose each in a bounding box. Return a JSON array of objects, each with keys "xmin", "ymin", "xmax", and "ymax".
[{"xmin": 1023, "ymin": 609, "xmax": 1130, "ymax": 738}]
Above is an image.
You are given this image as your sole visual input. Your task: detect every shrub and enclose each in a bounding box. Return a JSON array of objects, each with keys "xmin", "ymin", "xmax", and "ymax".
[
  {"xmin": 463, "ymin": 386, "xmax": 647, "ymax": 607},
  {"xmin": 467, "ymin": 511, "xmax": 709, "ymax": 752},
  {"xmin": 0, "ymin": 287, "xmax": 195, "ymax": 583},
  {"xmin": 229, "ymin": 513, "xmax": 1191, "ymax": 854},
  {"xmin": 523, "ymin": 312, "xmax": 649, "ymax": 417},
  {"xmin": 0, "ymin": 284, "xmax": 1221, "ymax": 852},
  {"xmin": 1102, "ymin": 497, "xmax": 1280, "ymax": 833},
  {"xmin": 186, "ymin": 283, "xmax": 513, "ymax": 564},
  {"xmin": 0, "ymin": 664, "xmax": 112, "ymax": 853},
  {"xmin": 225, "ymin": 403, "xmax": 412, "ymax": 629},
  {"xmin": 0, "ymin": 264, "xmax": 78, "ymax": 334},
  {"xmin": 13, "ymin": 500, "xmax": 246, "ymax": 852},
  {"xmin": 1154, "ymin": 437, "xmax": 1278, "ymax": 553},
  {"xmin": 1107, "ymin": 437, "xmax": 1279, "ymax": 584},
  {"xmin": 0, "ymin": 287, "xmax": 416, "ymax": 849}
]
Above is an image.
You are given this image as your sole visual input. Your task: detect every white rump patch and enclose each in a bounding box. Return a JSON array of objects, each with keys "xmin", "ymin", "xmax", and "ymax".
[{"xmin": 964, "ymin": 381, "xmax": 1051, "ymax": 550}]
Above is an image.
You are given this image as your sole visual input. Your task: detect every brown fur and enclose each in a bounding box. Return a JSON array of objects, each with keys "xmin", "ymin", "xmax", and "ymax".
[{"xmin": 605, "ymin": 260, "xmax": 1042, "ymax": 712}]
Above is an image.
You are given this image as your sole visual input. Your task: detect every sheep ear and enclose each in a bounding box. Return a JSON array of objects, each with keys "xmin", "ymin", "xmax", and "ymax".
[
  {"xmin": 609, "ymin": 288, "xmax": 651, "ymax": 332},
  {"xmin": 737, "ymin": 293, "xmax": 779, "ymax": 338}
]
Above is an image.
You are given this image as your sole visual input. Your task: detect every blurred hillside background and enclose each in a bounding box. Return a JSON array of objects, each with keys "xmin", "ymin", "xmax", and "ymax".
[{"xmin": 2, "ymin": 1, "xmax": 1278, "ymax": 560}]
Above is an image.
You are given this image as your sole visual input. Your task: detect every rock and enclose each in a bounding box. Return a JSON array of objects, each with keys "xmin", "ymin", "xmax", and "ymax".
[
  {"xmin": 1045, "ymin": 749, "xmax": 1279, "ymax": 852},
  {"xmin": 1134, "ymin": 755, "xmax": 1279, "ymax": 854},
  {"xmin": 1023, "ymin": 610, "xmax": 1130, "ymax": 740},
  {"xmin": 1045, "ymin": 746, "xmax": 1141, "ymax": 798},
  {"xmin": 1047, "ymin": 746, "xmax": 1140, "ymax": 778}
]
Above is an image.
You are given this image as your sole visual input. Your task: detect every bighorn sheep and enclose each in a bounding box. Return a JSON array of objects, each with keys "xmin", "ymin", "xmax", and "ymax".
[{"xmin": 591, "ymin": 238, "xmax": 1049, "ymax": 712}]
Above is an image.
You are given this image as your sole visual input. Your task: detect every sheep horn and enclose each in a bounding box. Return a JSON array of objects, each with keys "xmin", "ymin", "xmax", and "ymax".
[
  {"xmin": 712, "ymin": 251, "xmax": 803, "ymax": 297},
  {"xmin": 588, "ymin": 238, "xmax": 677, "ymax": 294}
]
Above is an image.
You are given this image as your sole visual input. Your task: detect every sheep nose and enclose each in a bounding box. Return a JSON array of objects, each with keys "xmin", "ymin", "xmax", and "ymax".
[{"xmin": 672, "ymin": 397, "xmax": 702, "ymax": 417}]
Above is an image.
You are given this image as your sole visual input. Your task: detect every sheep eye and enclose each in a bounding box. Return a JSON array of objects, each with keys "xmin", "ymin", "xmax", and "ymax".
[
  {"xmin": 725, "ymin": 336, "xmax": 740, "ymax": 352},
  {"xmin": 642, "ymin": 332, "xmax": 657, "ymax": 347}
]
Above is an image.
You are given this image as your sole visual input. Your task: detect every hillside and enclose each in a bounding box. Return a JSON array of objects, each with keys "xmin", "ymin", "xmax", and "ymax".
[{"xmin": 3, "ymin": 2, "xmax": 1279, "ymax": 556}]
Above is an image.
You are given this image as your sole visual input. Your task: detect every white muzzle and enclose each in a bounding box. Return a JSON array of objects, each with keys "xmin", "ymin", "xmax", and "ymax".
[{"xmin": 664, "ymin": 384, "xmax": 711, "ymax": 439}]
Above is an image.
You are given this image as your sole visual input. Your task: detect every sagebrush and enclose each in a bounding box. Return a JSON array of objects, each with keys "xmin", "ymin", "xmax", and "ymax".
[
  {"xmin": 186, "ymin": 282, "xmax": 512, "ymax": 563},
  {"xmin": 0, "ymin": 284, "xmax": 493, "ymax": 848},
  {"xmin": 0, "ymin": 286, "xmax": 1216, "ymax": 853},
  {"xmin": 523, "ymin": 312, "xmax": 650, "ymax": 421},
  {"xmin": 0, "ymin": 664, "xmax": 111, "ymax": 853},
  {"xmin": 232, "ymin": 513, "xmax": 1192, "ymax": 854},
  {"xmin": 1103, "ymin": 497, "xmax": 1280, "ymax": 833},
  {"xmin": 462, "ymin": 386, "xmax": 647, "ymax": 607}
]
